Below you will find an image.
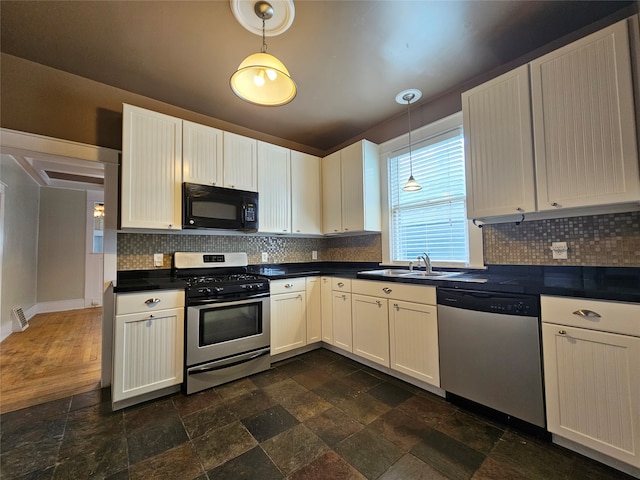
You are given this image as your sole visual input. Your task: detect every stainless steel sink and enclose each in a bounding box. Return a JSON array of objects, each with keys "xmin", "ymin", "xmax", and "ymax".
[
  {"xmin": 359, "ymin": 269, "xmax": 411, "ymax": 277},
  {"xmin": 358, "ymin": 269, "xmax": 463, "ymax": 280}
]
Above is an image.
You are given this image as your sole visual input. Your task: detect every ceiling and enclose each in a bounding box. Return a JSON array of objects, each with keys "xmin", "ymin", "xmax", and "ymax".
[{"xmin": 0, "ymin": 0, "xmax": 635, "ymax": 155}]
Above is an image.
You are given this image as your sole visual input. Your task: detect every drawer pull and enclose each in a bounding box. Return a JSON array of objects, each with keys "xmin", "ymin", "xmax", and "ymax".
[
  {"xmin": 376, "ymin": 300, "xmax": 382, "ymax": 307},
  {"xmin": 285, "ymin": 283, "xmax": 293, "ymax": 288},
  {"xmin": 341, "ymin": 294, "xmax": 347, "ymax": 300},
  {"xmin": 394, "ymin": 303, "xmax": 400, "ymax": 311},
  {"xmin": 558, "ymin": 330, "xmax": 567, "ymax": 335},
  {"xmin": 572, "ymin": 309, "xmax": 601, "ymax": 319},
  {"xmin": 382, "ymin": 287, "xmax": 392, "ymax": 294},
  {"xmin": 145, "ymin": 298, "xmax": 161, "ymax": 306},
  {"xmin": 337, "ymin": 282, "xmax": 345, "ymax": 288}
]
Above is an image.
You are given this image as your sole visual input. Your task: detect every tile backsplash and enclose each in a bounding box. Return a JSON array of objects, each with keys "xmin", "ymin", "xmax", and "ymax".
[
  {"xmin": 117, "ymin": 211, "xmax": 639, "ymax": 270},
  {"xmin": 482, "ymin": 211, "xmax": 640, "ymax": 266},
  {"xmin": 117, "ymin": 232, "xmax": 382, "ymax": 270}
]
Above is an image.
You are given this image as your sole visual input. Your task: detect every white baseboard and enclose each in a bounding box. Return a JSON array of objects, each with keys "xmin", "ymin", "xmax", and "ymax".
[{"xmin": 36, "ymin": 299, "xmax": 87, "ymax": 314}]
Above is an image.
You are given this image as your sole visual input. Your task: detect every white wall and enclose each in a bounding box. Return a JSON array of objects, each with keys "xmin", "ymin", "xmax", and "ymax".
[{"xmin": 0, "ymin": 154, "xmax": 40, "ymax": 341}]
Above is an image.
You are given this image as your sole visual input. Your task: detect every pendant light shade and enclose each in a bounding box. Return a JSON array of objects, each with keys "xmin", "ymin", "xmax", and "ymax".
[
  {"xmin": 396, "ymin": 89, "xmax": 422, "ymax": 192},
  {"xmin": 230, "ymin": 1, "xmax": 297, "ymax": 106}
]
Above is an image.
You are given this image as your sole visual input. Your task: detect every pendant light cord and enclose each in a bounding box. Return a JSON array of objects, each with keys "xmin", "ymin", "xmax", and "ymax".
[
  {"xmin": 407, "ymin": 97, "xmax": 414, "ymax": 176},
  {"xmin": 261, "ymin": 17, "xmax": 267, "ymax": 53}
]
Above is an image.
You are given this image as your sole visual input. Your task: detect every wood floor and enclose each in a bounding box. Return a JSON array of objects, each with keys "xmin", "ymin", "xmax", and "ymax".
[{"xmin": 0, "ymin": 308, "xmax": 102, "ymax": 414}]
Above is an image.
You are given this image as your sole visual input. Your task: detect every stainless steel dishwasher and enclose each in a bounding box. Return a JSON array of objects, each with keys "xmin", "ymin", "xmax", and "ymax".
[{"xmin": 437, "ymin": 288, "xmax": 546, "ymax": 429}]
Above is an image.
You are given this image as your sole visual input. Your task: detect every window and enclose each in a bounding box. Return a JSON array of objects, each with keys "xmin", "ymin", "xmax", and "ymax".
[{"xmin": 381, "ymin": 112, "xmax": 483, "ymax": 268}]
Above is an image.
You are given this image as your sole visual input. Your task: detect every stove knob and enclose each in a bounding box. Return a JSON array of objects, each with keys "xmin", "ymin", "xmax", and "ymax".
[
  {"xmin": 198, "ymin": 287, "xmax": 212, "ymax": 295},
  {"xmin": 213, "ymin": 286, "xmax": 224, "ymax": 293},
  {"xmin": 246, "ymin": 284, "xmax": 255, "ymax": 291}
]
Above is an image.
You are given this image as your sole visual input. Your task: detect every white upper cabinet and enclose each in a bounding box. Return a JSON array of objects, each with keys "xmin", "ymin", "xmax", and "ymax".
[
  {"xmin": 182, "ymin": 120, "xmax": 223, "ymax": 186},
  {"xmin": 463, "ymin": 65, "xmax": 536, "ymax": 218},
  {"xmin": 222, "ymin": 131, "xmax": 258, "ymax": 192},
  {"xmin": 257, "ymin": 141, "xmax": 291, "ymax": 234},
  {"xmin": 291, "ymin": 151, "xmax": 322, "ymax": 235},
  {"xmin": 121, "ymin": 104, "xmax": 182, "ymax": 230},
  {"xmin": 531, "ymin": 19, "xmax": 639, "ymax": 211},
  {"xmin": 322, "ymin": 140, "xmax": 381, "ymax": 234}
]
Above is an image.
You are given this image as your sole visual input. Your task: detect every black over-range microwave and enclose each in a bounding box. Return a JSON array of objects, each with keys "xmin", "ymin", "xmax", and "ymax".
[{"xmin": 182, "ymin": 182, "xmax": 258, "ymax": 232}]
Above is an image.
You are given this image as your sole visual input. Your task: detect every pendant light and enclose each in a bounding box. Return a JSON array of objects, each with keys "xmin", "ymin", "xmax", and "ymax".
[
  {"xmin": 396, "ymin": 89, "xmax": 422, "ymax": 191},
  {"xmin": 230, "ymin": 1, "xmax": 297, "ymax": 106}
]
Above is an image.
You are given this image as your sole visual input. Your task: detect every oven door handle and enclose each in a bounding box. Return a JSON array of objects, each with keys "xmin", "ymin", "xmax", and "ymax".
[
  {"xmin": 187, "ymin": 349, "xmax": 270, "ymax": 375},
  {"xmin": 188, "ymin": 292, "xmax": 270, "ymax": 305}
]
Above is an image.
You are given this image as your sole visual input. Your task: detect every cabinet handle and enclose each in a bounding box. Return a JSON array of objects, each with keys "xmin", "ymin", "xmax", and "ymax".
[
  {"xmin": 382, "ymin": 287, "xmax": 392, "ymax": 294},
  {"xmin": 341, "ymin": 294, "xmax": 346, "ymax": 300},
  {"xmin": 376, "ymin": 300, "xmax": 382, "ymax": 307},
  {"xmin": 145, "ymin": 298, "xmax": 161, "ymax": 306},
  {"xmin": 297, "ymin": 295, "xmax": 302, "ymax": 300},
  {"xmin": 551, "ymin": 202, "xmax": 560, "ymax": 207},
  {"xmin": 284, "ymin": 283, "xmax": 293, "ymax": 288},
  {"xmin": 572, "ymin": 309, "xmax": 601, "ymax": 319},
  {"xmin": 558, "ymin": 330, "xmax": 567, "ymax": 335},
  {"xmin": 516, "ymin": 207, "xmax": 524, "ymax": 212},
  {"xmin": 394, "ymin": 303, "xmax": 400, "ymax": 311},
  {"xmin": 168, "ymin": 224, "xmax": 173, "ymax": 228},
  {"xmin": 337, "ymin": 282, "xmax": 344, "ymax": 287}
]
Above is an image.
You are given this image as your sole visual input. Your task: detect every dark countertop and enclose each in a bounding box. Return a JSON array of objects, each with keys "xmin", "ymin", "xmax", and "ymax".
[{"xmin": 114, "ymin": 262, "xmax": 640, "ymax": 303}]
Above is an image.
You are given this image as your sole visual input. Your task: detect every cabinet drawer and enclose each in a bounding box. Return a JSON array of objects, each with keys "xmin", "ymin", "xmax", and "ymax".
[
  {"xmin": 331, "ymin": 278, "xmax": 352, "ymax": 292},
  {"xmin": 541, "ymin": 295, "xmax": 640, "ymax": 337},
  {"xmin": 116, "ymin": 290, "xmax": 185, "ymax": 315},
  {"xmin": 271, "ymin": 278, "xmax": 306, "ymax": 294},
  {"xmin": 352, "ymin": 280, "xmax": 436, "ymax": 305}
]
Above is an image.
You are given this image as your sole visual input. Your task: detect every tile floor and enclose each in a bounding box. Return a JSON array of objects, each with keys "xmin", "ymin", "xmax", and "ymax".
[{"xmin": 0, "ymin": 348, "xmax": 634, "ymax": 479}]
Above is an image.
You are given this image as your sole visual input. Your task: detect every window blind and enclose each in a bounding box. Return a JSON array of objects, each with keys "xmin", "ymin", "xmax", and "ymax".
[{"xmin": 388, "ymin": 127, "xmax": 468, "ymax": 264}]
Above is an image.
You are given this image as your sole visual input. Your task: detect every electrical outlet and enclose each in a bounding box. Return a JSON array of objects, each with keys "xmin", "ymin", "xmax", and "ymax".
[
  {"xmin": 261, "ymin": 252, "xmax": 269, "ymax": 262},
  {"xmin": 312, "ymin": 250, "xmax": 318, "ymax": 260},
  {"xmin": 550, "ymin": 242, "xmax": 568, "ymax": 260},
  {"xmin": 153, "ymin": 253, "xmax": 164, "ymax": 267}
]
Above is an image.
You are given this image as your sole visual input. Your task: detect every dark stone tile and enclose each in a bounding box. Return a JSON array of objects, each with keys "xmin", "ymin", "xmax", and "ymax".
[
  {"xmin": 335, "ymin": 427, "xmax": 404, "ymax": 479},
  {"xmin": 129, "ymin": 442, "xmax": 205, "ymax": 480},
  {"xmin": 320, "ymin": 358, "xmax": 361, "ymax": 378},
  {"xmin": 226, "ymin": 388, "xmax": 276, "ymax": 420},
  {"xmin": 488, "ymin": 430, "xmax": 575, "ymax": 479},
  {"xmin": 123, "ymin": 398, "xmax": 180, "ymax": 434},
  {"xmin": 313, "ymin": 379, "xmax": 359, "ymax": 405},
  {"xmin": 182, "ymin": 402, "xmax": 237, "ymax": 439},
  {"xmin": 397, "ymin": 394, "xmax": 456, "ymax": 427},
  {"xmin": 279, "ymin": 390, "xmax": 332, "ymax": 422},
  {"xmin": 304, "ymin": 407, "xmax": 363, "ymax": 447},
  {"xmin": 298, "ymin": 348, "xmax": 342, "ymax": 366},
  {"xmin": 215, "ymin": 377, "xmax": 258, "ymax": 401},
  {"xmin": 0, "ymin": 412, "xmax": 66, "ymax": 451},
  {"xmin": 261, "ymin": 424, "xmax": 329, "ymax": 476},
  {"xmin": 0, "ymin": 397, "xmax": 70, "ymax": 430},
  {"xmin": 410, "ymin": 428, "xmax": 486, "ymax": 480},
  {"xmin": 292, "ymin": 366, "xmax": 335, "ymax": 390},
  {"xmin": 59, "ymin": 408, "xmax": 125, "ymax": 458},
  {"xmin": 273, "ymin": 357, "xmax": 314, "ymax": 377},
  {"xmin": 368, "ymin": 381, "xmax": 414, "ymax": 407},
  {"xmin": 53, "ymin": 437, "xmax": 128, "ymax": 479},
  {"xmin": 0, "ymin": 437, "xmax": 60, "ymax": 479},
  {"xmin": 66, "ymin": 398, "xmax": 116, "ymax": 426},
  {"xmin": 172, "ymin": 388, "xmax": 224, "ymax": 417},
  {"xmin": 263, "ymin": 378, "xmax": 309, "ymax": 404},
  {"xmin": 368, "ymin": 409, "xmax": 434, "ymax": 451},
  {"xmin": 241, "ymin": 404, "xmax": 299, "ymax": 442},
  {"xmin": 340, "ymin": 369, "xmax": 384, "ymax": 393},
  {"xmin": 104, "ymin": 469, "xmax": 130, "ymax": 480},
  {"xmin": 288, "ymin": 450, "xmax": 366, "ymax": 480},
  {"xmin": 567, "ymin": 455, "xmax": 638, "ymax": 480},
  {"xmin": 250, "ymin": 366, "xmax": 290, "ymax": 388},
  {"xmin": 192, "ymin": 420, "xmax": 257, "ymax": 471},
  {"xmin": 126, "ymin": 416, "xmax": 189, "ymax": 464},
  {"xmin": 206, "ymin": 446, "xmax": 283, "ymax": 480},
  {"xmin": 336, "ymin": 392, "xmax": 391, "ymax": 425},
  {"xmin": 69, "ymin": 387, "xmax": 110, "ymax": 412},
  {"xmin": 378, "ymin": 453, "xmax": 449, "ymax": 480},
  {"xmin": 434, "ymin": 410, "xmax": 504, "ymax": 455},
  {"xmin": 471, "ymin": 456, "xmax": 531, "ymax": 480}
]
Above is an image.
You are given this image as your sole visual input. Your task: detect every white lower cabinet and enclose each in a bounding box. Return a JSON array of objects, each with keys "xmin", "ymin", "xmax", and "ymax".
[
  {"xmin": 541, "ymin": 296, "xmax": 640, "ymax": 469},
  {"xmin": 352, "ymin": 294, "xmax": 389, "ymax": 367},
  {"xmin": 113, "ymin": 290, "xmax": 184, "ymax": 405},
  {"xmin": 332, "ymin": 278, "xmax": 353, "ymax": 352},
  {"xmin": 270, "ymin": 279, "xmax": 307, "ymax": 355},
  {"xmin": 306, "ymin": 277, "xmax": 322, "ymax": 344},
  {"xmin": 320, "ymin": 277, "xmax": 334, "ymax": 344}
]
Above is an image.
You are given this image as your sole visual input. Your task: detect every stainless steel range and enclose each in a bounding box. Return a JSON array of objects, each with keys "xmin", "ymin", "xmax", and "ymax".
[{"xmin": 174, "ymin": 252, "xmax": 270, "ymax": 395}]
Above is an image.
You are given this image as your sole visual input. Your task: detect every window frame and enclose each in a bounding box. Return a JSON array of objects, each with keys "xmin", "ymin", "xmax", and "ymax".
[{"xmin": 378, "ymin": 112, "xmax": 484, "ymax": 269}]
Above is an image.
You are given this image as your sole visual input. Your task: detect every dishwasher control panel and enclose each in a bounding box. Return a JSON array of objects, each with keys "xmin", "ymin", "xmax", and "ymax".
[{"xmin": 436, "ymin": 288, "xmax": 539, "ymax": 317}]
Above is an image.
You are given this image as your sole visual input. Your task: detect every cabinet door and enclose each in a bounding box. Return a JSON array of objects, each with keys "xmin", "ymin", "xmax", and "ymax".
[
  {"xmin": 332, "ymin": 291, "xmax": 352, "ymax": 352},
  {"xmin": 352, "ymin": 294, "xmax": 389, "ymax": 367},
  {"xmin": 222, "ymin": 131, "xmax": 258, "ymax": 191},
  {"xmin": 121, "ymin": 104, "xmax": 182, "ymax": 230},
  {"xmin": 462, "ymin": 65, "xmax": 536, "ymax": 218},
  {"xmin": 271, "ymin": 291, "xmax": 307, "ymax": 355},
  {"xmin": 321, "ymin": 277, "xmax": 333, "ymax": 344},
  {"xmin": 531, "ymin": 20, "xmax": 640, "ymax": 211},
  {"xmin": 183, "ymin": 120, "xmax": 223, "ymax": 186},
  {"xmin": 291, "ymin": 151, "xmax": 322, "ymax": 235},
  {"xmin": 113, "ymin": 308, "xmax": 184, "ymax": 402},
  {"xmin": 542, "ymin": 324, "xmax": 640, "ymax": 467},
  {"xmin": 257, "ymin": 141, "xmax": 291, "ymax": 233},
  {"xmin": 306, "ymin": 277, "xmax": 322, "ymax": 344},
  {"xmin": 340, "ymin": 142, "xmax": 365, "ymax": 232},
  {"xmin": 322, "ymin": 151, "xmax": 342, "ymax": 234},
  {"xmin": 389, "ymin": 300, "xmax": 439, "ymax": 386}
]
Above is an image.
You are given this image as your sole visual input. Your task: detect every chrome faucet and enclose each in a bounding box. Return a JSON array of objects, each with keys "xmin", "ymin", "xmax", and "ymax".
[{"xmin": 417, "ymin": 252, "xmax": 432, "ymax": 274}]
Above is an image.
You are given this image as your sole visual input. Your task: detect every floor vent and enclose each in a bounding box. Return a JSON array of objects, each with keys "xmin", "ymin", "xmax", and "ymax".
[{"xmin": 11, "ymin": 307, "xmax": 29, "ymax": 332}]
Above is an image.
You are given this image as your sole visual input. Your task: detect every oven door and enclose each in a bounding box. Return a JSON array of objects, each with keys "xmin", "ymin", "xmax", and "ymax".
[{"xmin": 186, "ymin": 296, "xmax": 270, "ymax": 367}]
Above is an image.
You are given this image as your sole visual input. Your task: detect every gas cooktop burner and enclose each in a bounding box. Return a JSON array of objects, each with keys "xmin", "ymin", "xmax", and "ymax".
[{"xmin": 187, "ymin": 274, "xmax": 266, "ymax": 286}]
